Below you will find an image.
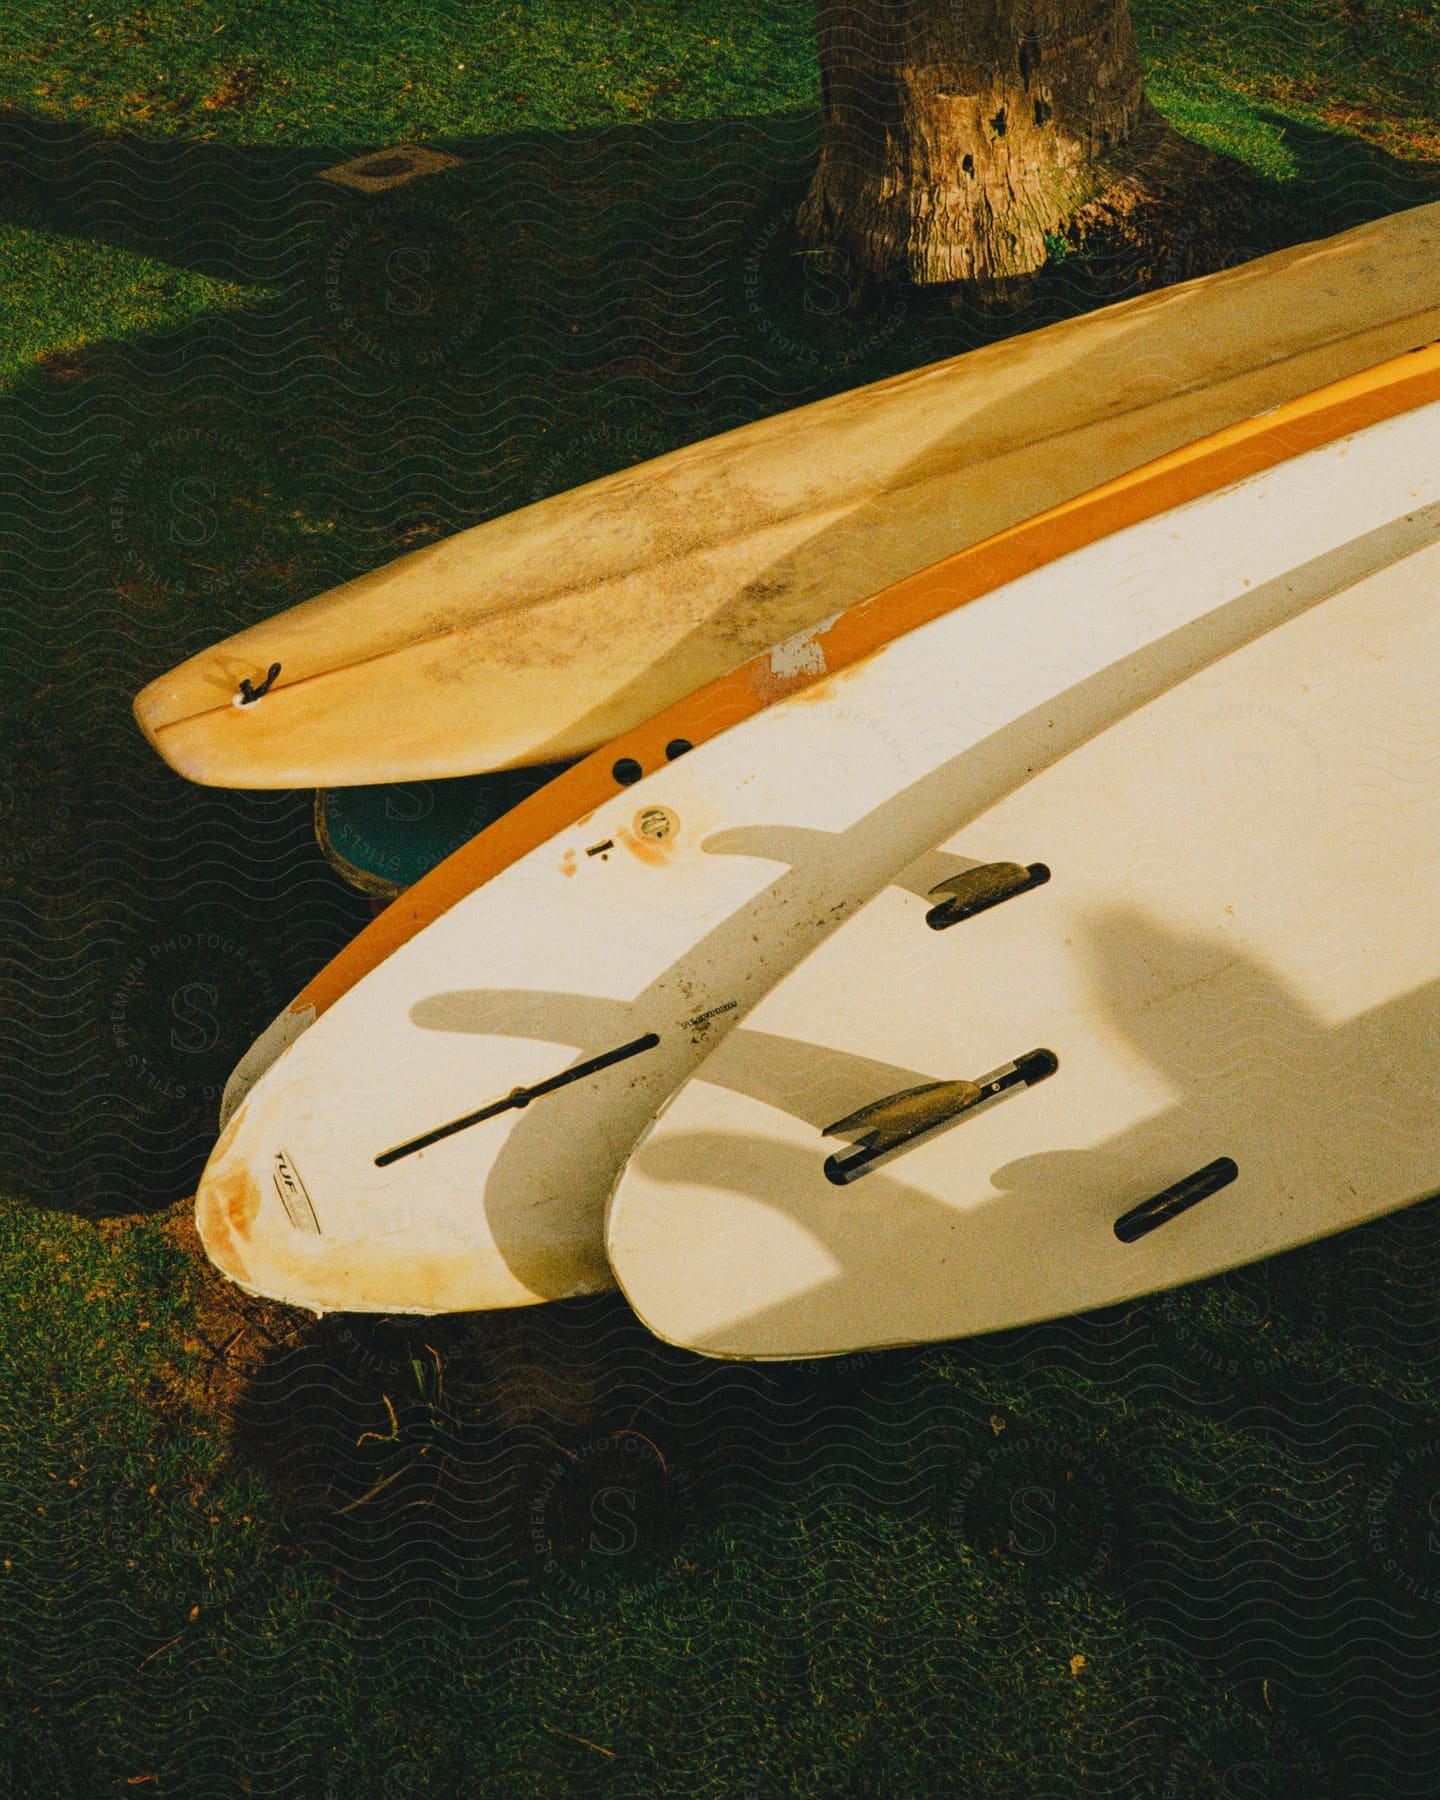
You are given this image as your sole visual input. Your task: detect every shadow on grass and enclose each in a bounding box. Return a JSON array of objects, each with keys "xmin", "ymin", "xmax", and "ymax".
[
  {"xmin": 157, "ymin": 1177, "xmax": 1440, "ymax": 1796},
  {"xmin": 167, "ymin": 1221, "xmax": 944, "ymax": 1629},
  {"xmin": 1245, "ymin": 107, "xmax": 1440, "ymax": 238}
]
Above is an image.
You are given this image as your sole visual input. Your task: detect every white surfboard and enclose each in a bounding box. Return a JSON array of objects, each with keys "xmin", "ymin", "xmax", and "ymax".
[
  {"xmin": 605, "ymin": 526, "xmax": 1440, "ymax": 1358},
  {"xmin": 196, "ymin": 386, "xmax": 1440, "ymax": 1317},
  {"xmin": 135, "ymin": 203, "xmax": 1440, "ymax": 787}
]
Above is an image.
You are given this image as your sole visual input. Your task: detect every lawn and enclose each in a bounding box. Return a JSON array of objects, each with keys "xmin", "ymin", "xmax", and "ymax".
[{"xmin": 2, "ymin": 1, "xmax": 1439, "ymax": 1794}]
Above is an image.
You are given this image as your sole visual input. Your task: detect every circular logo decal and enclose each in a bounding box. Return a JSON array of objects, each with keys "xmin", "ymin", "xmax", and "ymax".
[{"xmin": 634, "ymin": 806, "xmax": 678, "ymax": 842}]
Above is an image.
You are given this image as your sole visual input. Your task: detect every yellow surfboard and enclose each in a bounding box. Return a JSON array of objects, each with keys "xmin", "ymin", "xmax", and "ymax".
[{"xmin": 136, "ymin": 202, "xmax": 1440, "ymax": 788}]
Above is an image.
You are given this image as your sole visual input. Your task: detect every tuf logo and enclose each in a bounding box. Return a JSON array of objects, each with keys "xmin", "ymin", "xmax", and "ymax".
[{"xmin": 273, "ymin": 1150, "xmax": 321, "ymax": 1235}]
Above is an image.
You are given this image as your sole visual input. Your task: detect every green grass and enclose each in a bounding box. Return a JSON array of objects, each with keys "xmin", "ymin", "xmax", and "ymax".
[
  {"xmin": 4, "ymin": 229, "xmax": 258, "ymax": 384},
  {"xmin": 4, "ymin": 2, "xmax": 813, "ymax": 142},
  {"xmin": 1, "ymin": 1, "xmax": 1438, "ymax": 1794}
]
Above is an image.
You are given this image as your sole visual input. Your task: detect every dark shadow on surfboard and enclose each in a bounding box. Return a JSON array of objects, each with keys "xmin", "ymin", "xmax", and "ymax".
[
  {"xmin": 410, "ymin": 987, "xmax": 940, "ymax": 1129},
  {"xmin": 619, "ymin": 917, "xmax": 1440, "ymax": 1357}
]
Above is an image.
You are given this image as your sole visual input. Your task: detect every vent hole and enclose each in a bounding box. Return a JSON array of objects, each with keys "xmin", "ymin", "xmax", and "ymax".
[{"xmin": 1018, "ymin": 30, "xmax": 1041, "ymax": 85}]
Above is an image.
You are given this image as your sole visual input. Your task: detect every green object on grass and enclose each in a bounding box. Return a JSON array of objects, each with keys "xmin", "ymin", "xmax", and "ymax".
[{"xmin": 315, "ymin": 764, "xmax": 574, "ymax": 896}]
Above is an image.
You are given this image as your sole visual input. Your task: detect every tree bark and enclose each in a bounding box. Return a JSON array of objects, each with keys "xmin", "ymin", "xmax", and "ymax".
[{"xmin": 800, "ymin": 0, "xmax": 1248, "ymax": 293}]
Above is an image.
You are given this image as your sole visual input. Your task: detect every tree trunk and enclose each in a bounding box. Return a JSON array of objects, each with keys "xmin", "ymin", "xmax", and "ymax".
[{"xmin": 800, "ymin": 0, "xmax": 1248, "ymax": 293}]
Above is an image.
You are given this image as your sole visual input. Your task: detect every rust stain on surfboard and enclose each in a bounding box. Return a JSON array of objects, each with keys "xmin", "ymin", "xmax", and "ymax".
[
  {"xmin": 194, "ymin": 1103, "xmax": 259, "ymax": 1278},
  {"xmin": 197, "ymin": 1181, "xmax": 252, "ymax": 1287},
  {"xmin": 617, "ymin": 827, "xmax": 672, "ymax": 867},
  {"xmin": 227, "ymin": 1165, "xmax": 261, "ymax": 1239}
]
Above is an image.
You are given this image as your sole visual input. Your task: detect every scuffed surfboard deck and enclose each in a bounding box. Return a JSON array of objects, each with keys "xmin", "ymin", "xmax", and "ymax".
[
  {"xmin": 137, "ymin": 202, "xmax": 1440, "ymax": 787},
  {"xmin": 606, "ymin": 529, "xmax": 1440, "ymax": 1359}
]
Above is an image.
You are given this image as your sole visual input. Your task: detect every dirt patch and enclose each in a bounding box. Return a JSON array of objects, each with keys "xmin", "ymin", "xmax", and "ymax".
[
  {"xmin": 200, "ymin": 60, "xmax": 266, "ymax": 113},
  {"xmin": 151, "ymin": 1204, "xmax": 309, "ymax": 1428},
  {"xmin": 34, "ymin": 346, "xmax": 105, "ymax": 382},
  {"xmin": 139, "ymin": 1206, "xmax": 617, "ymax": 1509},
  {"xmin": 1318, "ymin": 100, "xmax": 1440, "ymax": 160},
  {"xmin": 1260, "ymin": 76, "xmax": 1440, "ymax": 160}
]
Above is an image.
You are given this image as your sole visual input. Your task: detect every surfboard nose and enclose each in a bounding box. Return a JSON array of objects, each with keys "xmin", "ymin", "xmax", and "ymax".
[
  {"xmin": 132, "ymin": 659, "xmax": 247, "ymax": 787},
  {"xmin": 193, "ymin": 1102, "xmax": 262, "ymax": 1294},
  {"xmin": 193, "ymin": 1069, "xmax": 605, "ymax": 1317},
  {"xmin": 131, "ymin": 671, "xmax": 180, "ymax": 764}
]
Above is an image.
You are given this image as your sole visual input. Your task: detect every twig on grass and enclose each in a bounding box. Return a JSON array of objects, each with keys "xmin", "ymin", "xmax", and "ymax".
[{"xmin": 542, "ymin": 1726, "xmax": 616, "ymax": 1759}]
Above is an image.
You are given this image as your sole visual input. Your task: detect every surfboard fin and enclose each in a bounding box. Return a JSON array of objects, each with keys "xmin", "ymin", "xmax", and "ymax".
[
  {"xmin": 1113, "ymin": 1157, "xmax": 1238, "ymax": 1242},
  {"xmin": 824, "ymin": 1049, "xmax": 1058, "ymax": 1184},
  {"xmin": 237, "ymin": 662, "xmax": 282, "ymax": 706},
  {"xmin": 825, "ymin": 1080, "xmax": 985, "ymax": 1153},
  {"xmin": 926, "ymin": 860, "xmax": 1049, "ymax": 930},
  {"xmin": 375, "ymin": 1031, "xmax": 661, "ymax": 1166}
]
